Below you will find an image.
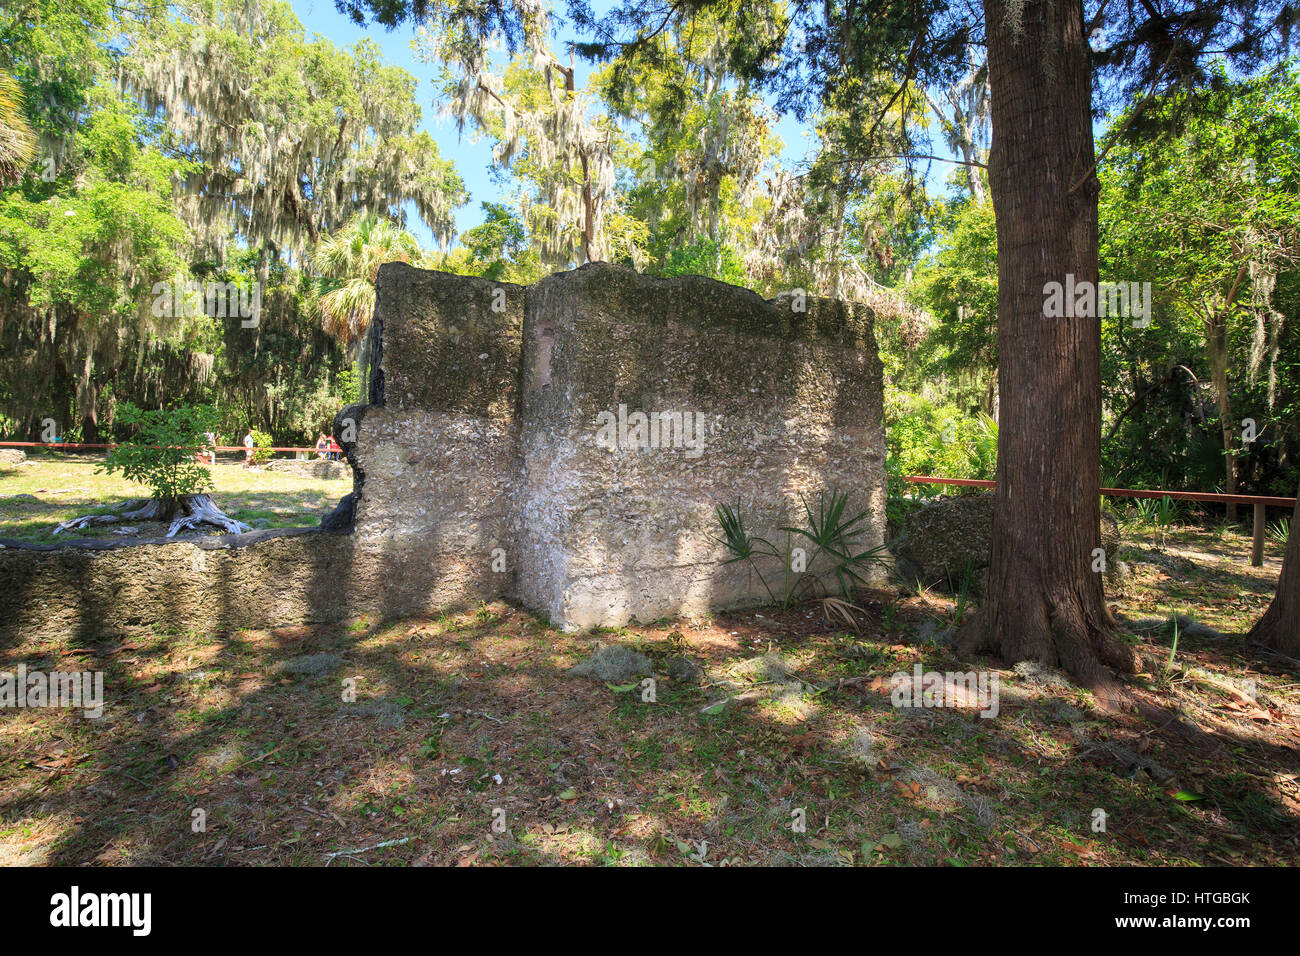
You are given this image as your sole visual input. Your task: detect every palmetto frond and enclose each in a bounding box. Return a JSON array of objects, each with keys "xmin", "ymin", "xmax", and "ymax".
[
  {"xmin": 312, "ymin": 213, "xmax": 422, "ymax": 343},
  {"xmin": 0, "ymin": 71, "xmax": 37, "ymax": 188}
]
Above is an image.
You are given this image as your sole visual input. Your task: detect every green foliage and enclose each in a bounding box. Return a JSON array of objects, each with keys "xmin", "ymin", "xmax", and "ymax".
[
  {"xmin": 313, "ymin": 213, "xmax": 421, "ymax": 345},
  {"xmin": 249, "ymin": 429, "xmax": 274, "ymax": 465},
  {"xmin": 910, "ymin": 198, "xmax": 997, "ymax": 385},
  {"xmin": 100, "ymin": 403, "xmax": 218, "ymax": 505},
  {"xmin": 435, "ymin": 201, "xmax": 542, "ymax": 283},
  {"xmin": 886, "ymin": 389, "xmax": 997, "ymax": 482},
  {"xmin": 655, "ymin": 239, "xmax": 749, "ymax": 286},
  {"xmin": 1268, "ymin": 516, "xmax": 1291, "ymax": 545},
  {"xmin": 0, "ymin": 70, "xmax": 37, "ymax": 187},
  {"xmin": 715, "ymin": 490, "xmax": 888, "ymax": 607},
  {"xmin": 0, "ymin": 0, "xmax": 459, "ymax": 447},
  {"xmin": 1098, "ymin": 64, "xmax": 1300, "ymax": 497}
]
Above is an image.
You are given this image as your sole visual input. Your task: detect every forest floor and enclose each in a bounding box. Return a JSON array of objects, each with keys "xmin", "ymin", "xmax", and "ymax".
[
  {"xmin": 0, "ymin": 454, "xmax": 350, "ymax": 541},
  {"xmin": 0, "ymin": 471, "xmax": 1296, "ymax": 865}
]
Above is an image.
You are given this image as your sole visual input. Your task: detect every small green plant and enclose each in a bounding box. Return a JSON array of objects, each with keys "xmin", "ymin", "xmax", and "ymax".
[
  {"xmin": 1154, "ymin": 495, "xmax": 1179, "ymax": 548},
  {"xmin": 100, "ymin": 403, "xmax": 218, "ymax": 514},
  {"xmin": 249, "ymin": 428, "xmax": 275, "ymax": 465},
  {"xmin": 947, "ymin": 559, "xmax": 978, "ymax": 626},
  {"xmin": 882, "ymin": 600, "xmax": 901, "ymax": 634},
  {"xmin": 715, "ymin": 490, "xmax": 889, "ymax": 609},
  {"xmin": 1268, "ymin": 516, "xmax": 1291, "ymax": 545},
  {"xmin": 1132, "ymin": 495, "xmax": 1178, "ymax": 549},
  {"xmin": 1132, "ymin": 497, "xmax": 1160, "ymax": 523}
]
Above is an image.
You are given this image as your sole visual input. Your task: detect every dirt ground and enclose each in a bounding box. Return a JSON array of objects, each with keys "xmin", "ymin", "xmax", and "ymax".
[{"xmin": 0, "ymin": 503, "xmax": 1296, "ymax": 866}]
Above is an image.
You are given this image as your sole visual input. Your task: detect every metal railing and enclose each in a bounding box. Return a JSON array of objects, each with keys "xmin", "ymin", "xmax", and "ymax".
[
  {"xmin": 0, "ymin": 441, "xmax": 331, "ymax": 454},
  {"xmin": 903, "ymin": 475, "xmax": 1295, "ymax": 567}
]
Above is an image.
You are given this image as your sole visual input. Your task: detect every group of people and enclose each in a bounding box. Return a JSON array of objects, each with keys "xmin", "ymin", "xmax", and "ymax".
[
  {"xmin": 192, "ymin": 430, "xmax": 339, "ymax": 467},
  {"xmin": 314, "ymin": 433, "xmax": 341, "ymax": 461}
]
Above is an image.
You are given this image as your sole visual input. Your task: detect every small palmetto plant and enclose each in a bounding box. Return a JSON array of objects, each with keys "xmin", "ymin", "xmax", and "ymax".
[
  {"xmin": 1268, "ymin": 516, "xmax": 1292, "ymax": 546},
  {"xmin": 715, "ymin": 490, "xmax": 889, "ymax": 626},
  {"xmin": 1154, "ymin": 495, "xmax": 1178, "ymax": 549},
  {"xmin": 1132, "ymin": 495, "xmax": 1176, "ymax": 549},
  {"xmin": 1132, "ymin": 497, "xmax": 1160, "ymax": 524}
]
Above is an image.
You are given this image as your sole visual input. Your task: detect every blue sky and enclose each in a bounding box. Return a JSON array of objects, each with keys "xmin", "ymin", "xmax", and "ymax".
[
  {"xmin": 289, "ymin": 0, "xmax": 821, "ymax": 248},
  {"xmin": 288, "ymin": 0, "xmax": 962, "ymax": 250}
]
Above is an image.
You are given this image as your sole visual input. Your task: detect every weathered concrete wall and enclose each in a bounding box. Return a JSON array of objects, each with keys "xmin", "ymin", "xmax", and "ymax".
[
  {"xmin": 0, "ymin": 262, "xmax": 886, "ymax": 640},
  {"xmin": 262, "ymin": 458, "xmax": 349, "ymax": 479},
  {"xmin": 0, "ymin": 529, "xmax": 356, "ymax": 644},
  {"xmin": 513, "ymin": 264, "xmax": 887, "ymax": 628},
  {"xmin": 349, "ymin": 265, "xmax": 525, "ymax": 615}
]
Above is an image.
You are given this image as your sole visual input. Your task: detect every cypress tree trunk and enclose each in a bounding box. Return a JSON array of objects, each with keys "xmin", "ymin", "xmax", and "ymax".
[
  {"xmin": 956, "ymin": 0, "xmax": 1139, "ymax": 685},
  {"xmin": 1249, "ymin": 486, "xmax": 1300, "ymax": 656}
]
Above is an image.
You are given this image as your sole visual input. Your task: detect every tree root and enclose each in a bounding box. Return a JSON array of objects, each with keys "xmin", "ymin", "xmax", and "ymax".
[
  {"xmin": 53, "ymin": 494, "xmax": 250, "ymax": 537},
  {"xmin": 163, "ymin": 494, "xmax": 251, "ymax": 536}
]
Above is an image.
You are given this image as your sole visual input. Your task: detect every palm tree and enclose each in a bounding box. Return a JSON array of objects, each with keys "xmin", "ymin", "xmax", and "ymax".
[
  {"xmin": 0, "ymin": 71, "xmax": 37, "ymax": 188},
  {"xmin": 312, "ymin": 213, "xmax": 422, "ymax": 345}
]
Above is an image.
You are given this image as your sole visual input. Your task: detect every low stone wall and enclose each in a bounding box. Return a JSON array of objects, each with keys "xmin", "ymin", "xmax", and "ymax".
[
  {"xmin": 3, "ymin": 262, "xmax": 888, "ymax": 640},
  {"xmin": 262, "ymin": 458, "xmax": 350, "ymax": 480},
  {"xmin": 0, "ymin": 529, "xmax": 355, "ymax": 644}
]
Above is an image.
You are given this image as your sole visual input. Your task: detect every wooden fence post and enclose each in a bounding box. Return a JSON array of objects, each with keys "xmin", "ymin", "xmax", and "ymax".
[{"xmin": 1252, "ymin": 502, "xmax": 1265, "ymax": 567}]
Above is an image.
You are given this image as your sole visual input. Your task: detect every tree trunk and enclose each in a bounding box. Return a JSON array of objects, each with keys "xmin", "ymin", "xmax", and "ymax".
[
  {"xmin": 1248, "ymin": 485, "xmax": 1300, "ymax": 656},
  {"xmin": 579, "ymin": 145, "xmax": 594, "ymax": 265},
  {"xmin": 1207, "ymin": 311, "xmax": 1237, "ymax": 522},
  {"xmin": 957, "ymin": 0, "xmax": 1139, "ymax": 685}
]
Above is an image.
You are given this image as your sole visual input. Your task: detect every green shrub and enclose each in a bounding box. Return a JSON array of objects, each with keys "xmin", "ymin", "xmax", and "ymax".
[
  {"xmin": 249, "ymin": 429, "xmax": 274, "ymax": 465},
  {"xmin": 715, "ymin": 490, "xmax": 889, "ymax": 606},
  {"xmin": 101, "ymin": 403, "xmax": 217, "ymax": 507}
]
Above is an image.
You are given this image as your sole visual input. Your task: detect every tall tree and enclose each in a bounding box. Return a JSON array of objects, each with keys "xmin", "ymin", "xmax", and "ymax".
[
  {"xmin": 314, "ymin": 213, "xmax": 421, "ymax": 346},
  {"xmin": 340, "ymin": 0, "xmax": 1297, "ymax": 684},
  {"xmin": 414, "ymin": 0, "xmax": 626, "ymax": 267},
  {"xmin": 924, "ymin": 43, "xmax": 990, "ymax": 204},
  {"xmin": 1249, "ymin": 487, "xmax": 1299, "ymax": 656},
  {"xmin": 954, "ymin": 0, "xmax": 1137, "ymax": 684},
  {"xmin": 120, "ymin": 0, "xmax": 465, "ymax": 261}
]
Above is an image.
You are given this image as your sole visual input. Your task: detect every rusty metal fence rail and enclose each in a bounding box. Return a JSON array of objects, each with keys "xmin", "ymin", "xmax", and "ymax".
[{"xmin": 903, "ymin": 475, "xmax": 1296, "ymax": 567}]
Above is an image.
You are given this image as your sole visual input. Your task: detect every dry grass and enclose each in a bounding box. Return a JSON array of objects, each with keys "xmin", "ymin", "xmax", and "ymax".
[
  {"xmin": 2, "ymin": 465, "xmax": 1295, "ymax": 866},
  {"xmin": 1, "ymin": 523, "xmax": 1296, "ymax": 866}
]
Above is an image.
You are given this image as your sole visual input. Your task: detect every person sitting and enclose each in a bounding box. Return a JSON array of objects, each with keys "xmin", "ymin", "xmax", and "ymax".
[
  {"xmin": 315, "ymin": 433, "xmax": 329, "ymax": 460},
  {"xmin": 242, "ymin": 430, "xmax": 255, "ymax": 468}
]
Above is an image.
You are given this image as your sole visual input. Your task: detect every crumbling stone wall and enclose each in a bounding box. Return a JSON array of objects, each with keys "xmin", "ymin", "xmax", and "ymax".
[
  {"xmin": 0, "ymin": 529, "xmax": 356, "ymax": 642},
  {"xmin": 511, "ymin": 264, "xmax": 887, "ymax": 627},
  {"xmin": 0, "ymin": 262, "xmax": 887, "ymax": 640},
  {"xmin": 345, "ymin": 267, "xmax": 525, "ymax": 618}
]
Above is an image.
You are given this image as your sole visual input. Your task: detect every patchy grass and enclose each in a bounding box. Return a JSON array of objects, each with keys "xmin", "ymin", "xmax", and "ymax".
[
  {"xmin": 1, "ymin": 534, "xmax": 1296, "ymax": 866},
  {"xmin": 0, "ymin": 484, "xmax": 1294, "ymax": 866},
  {"xmin": 0, "ymin": 454, "xmax": 350, "ymax": 542},
  {"xmin": 1111, "ymin": 512, "xmax": 1286, "ymax": 636}
]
